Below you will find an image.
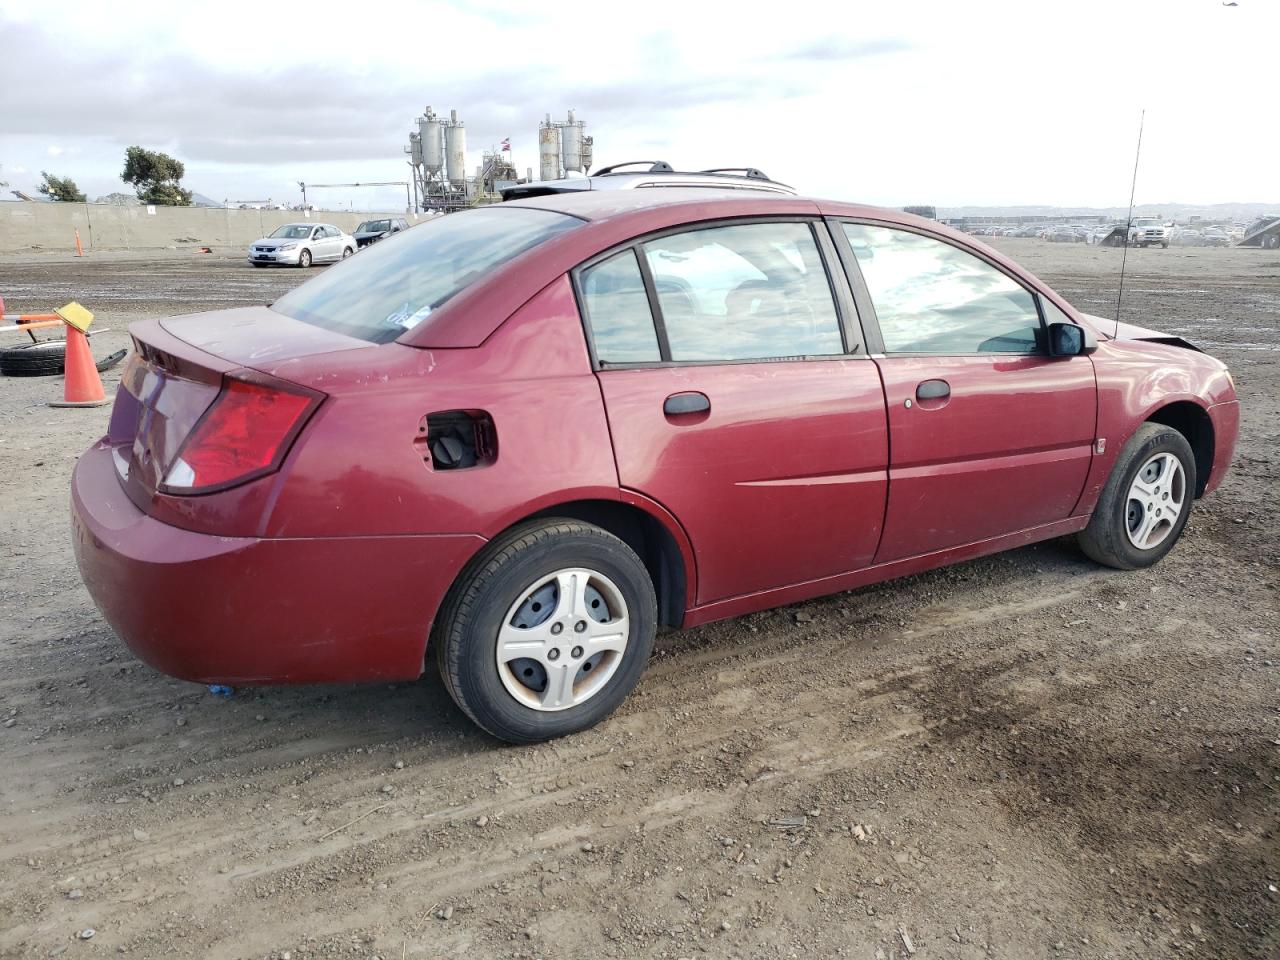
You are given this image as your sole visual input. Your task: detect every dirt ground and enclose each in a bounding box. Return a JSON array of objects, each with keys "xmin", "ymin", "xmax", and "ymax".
[{"xmin": 0, "ymin": 239, "xmax": 1276, "ymax": 960}]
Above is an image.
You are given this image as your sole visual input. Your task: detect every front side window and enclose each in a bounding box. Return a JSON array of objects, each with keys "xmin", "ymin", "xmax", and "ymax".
[
  {"xmin": 641, "ymin": 222, "xmax": 844, "ymax": 362},
  {"xmin": 842, "ymin": 224, "xmax": 1041, "ymax": 355},
  {"xmin": 271, "ymin": 207, "xmax": 581, "ymax": 343},
  {"xmin": 580, "ymin": 250, "xmax": 662, "ymax": 364}
]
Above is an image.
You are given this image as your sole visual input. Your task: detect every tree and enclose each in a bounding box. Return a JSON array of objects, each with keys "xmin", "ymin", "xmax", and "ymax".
[
  {"xmin": 121, "ymin": 146, "xmax": 193, "ymax": 206},
  {"xmin": 38, "ymin": 171, "xmax": 87, "ymax": 202}
]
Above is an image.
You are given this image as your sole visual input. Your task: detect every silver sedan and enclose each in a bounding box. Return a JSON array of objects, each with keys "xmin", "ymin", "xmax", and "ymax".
[{"xmin": 247, "ymin": 223, "xmax": 355, "ymax": 268}]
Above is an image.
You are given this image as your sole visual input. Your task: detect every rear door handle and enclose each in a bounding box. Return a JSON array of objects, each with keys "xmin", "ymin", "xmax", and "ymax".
[
  {"xmin": 663, "ymin": 392, "xmax": 710, "ymax": 416},
  {"xmin": 915, "ymin": 379, "xmax": 950, "ymax": 401}
]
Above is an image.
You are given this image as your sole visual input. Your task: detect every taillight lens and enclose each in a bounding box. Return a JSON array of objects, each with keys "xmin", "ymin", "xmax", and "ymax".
[{"xmin": 161, "ymin": 371, "xmax": 322, "ymax": 494}]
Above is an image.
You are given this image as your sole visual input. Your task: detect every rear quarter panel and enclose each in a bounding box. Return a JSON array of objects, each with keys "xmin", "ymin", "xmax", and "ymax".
[{"xmin": 261, "ymin": 275, "xmax": 621, "ymax": 538}]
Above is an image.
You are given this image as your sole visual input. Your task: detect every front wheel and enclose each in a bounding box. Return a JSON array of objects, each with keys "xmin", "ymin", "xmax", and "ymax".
[
  {"xmin": 298, "ymin": 248, "xmax": 312, "ymax": 268},
  {"xmin": 1078, "ymin": 423, "xmax": 1196, "ymax": 570},
  {"xmin": 435, "ymin": 520, "xmax": 657, "ymax": 743}
]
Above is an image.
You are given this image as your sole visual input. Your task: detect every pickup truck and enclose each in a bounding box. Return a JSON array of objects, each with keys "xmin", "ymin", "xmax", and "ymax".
[{"xmin": 1127, "ymin": 218, "xmax": 1170, "ymax": 248}]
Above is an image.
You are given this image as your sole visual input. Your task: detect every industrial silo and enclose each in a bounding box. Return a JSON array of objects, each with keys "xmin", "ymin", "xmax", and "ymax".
[
  {"xmin": 444, "ymin": 109, "xmax": 467, "ymax": 186},
  {"xmin": 407, "ymin": 131, "xmax": 423, "ymax": 166},
  {"xmin": 560, "ymin": 109, "xmax": 585, "ymax": 173},
  {"xmin": 419, "ymin": 106, "xmax": 444, "ymax": 177},
  {"xmin": 539, "ymin": 115, "xmax": 561, "ymax": 182}
]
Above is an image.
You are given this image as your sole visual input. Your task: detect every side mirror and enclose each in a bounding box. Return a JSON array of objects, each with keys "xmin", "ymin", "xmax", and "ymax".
[{"xmin": 1047, "ymin": 321, "xmax": 1097, "ymax": 357}]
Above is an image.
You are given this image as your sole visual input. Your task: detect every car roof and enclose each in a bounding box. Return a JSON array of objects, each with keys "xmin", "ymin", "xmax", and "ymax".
[
  {"xmin": 500, "ymin": 187, "xmax": 811, "ymax": 222},
  {"xmin": 403, "ymin": 189, "xmax": 1071, "ymax": 350}
]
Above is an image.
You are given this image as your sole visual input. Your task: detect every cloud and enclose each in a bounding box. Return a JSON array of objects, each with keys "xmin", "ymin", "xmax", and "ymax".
[
  {"xmin": 2, "ymin": 3, "xmax": 1278, "ymax": 208},
  {"xmin": 0, "ymin": 18, "xmax": 866, "ymax": 168},
  {"xmin": 775, "ymin": 37, "xmax": 912, "ymax": 61}
]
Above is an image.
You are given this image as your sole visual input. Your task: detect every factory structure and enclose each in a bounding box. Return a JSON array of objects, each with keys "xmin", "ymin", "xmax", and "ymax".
[{"xmin": 405, "ymin": 106, "xmax": 592, "ymax": 212}]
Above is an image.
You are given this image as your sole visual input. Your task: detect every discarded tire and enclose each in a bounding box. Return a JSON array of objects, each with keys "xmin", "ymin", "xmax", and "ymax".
[{"xmin": 0, "ymin": 340, "xmax": 66, "ymax": 377}]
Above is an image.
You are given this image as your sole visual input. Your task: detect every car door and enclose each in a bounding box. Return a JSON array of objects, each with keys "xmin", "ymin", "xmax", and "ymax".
[
  {"xmin": 306, "ymin": 226, "xmax": 325, "ymax": 260},
  {"xmin": 322, "ymin": 225, "xmax": 342, "ymax": 260},
  {"xmin": 576, "ymin": 219, "xmax": 889, "ymax": 606},
  {"xmin": 833, "ymin": 221, "xmax": 1097, "ymax": 564}
]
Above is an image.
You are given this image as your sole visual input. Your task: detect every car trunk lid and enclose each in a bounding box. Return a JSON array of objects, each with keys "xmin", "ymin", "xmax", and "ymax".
[{"xmin": 109, "ymin": 308, "xmax": 369, "ymax": 504}]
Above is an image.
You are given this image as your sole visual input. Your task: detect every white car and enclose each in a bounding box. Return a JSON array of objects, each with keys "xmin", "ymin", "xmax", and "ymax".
[
  {"xmin": 1127, "ymin": 217, "xmax": 1170, "ymax": 249},
  {"xmin": 247, "ymin": 223, "xmax": 356, "ymax": 268}
]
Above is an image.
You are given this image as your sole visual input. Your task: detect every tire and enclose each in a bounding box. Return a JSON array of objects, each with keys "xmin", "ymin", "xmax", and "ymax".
[
  {"xmin": 435, "ymin": 519, "xmax": 657, "ymax": 743},
  {"xmin": 341, "ymin": 246, "xmax": 354, "ymax": 259},
  {"xmin": 298, "ymin": 248, "xmax": 312, "ymax": 268},
  {"xmin": 1264, "ymin": 234, "xmax": 1280, "ymax": 250},
  {"xmin": 1160, "ymin": 242, "xmax": 1169, "ymax": 249},
  {"xmin": 0, "ymin": 340, "xmax": 66, "ymax": 377},
  {"xmin": 1078, "ymin": 423, "xmax": 1196, "ymax": 570}
]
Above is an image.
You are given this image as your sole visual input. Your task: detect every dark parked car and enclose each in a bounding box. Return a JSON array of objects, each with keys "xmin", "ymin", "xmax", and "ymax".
[
  {"xmin": 72, "ymin": 165, "xmax": 1240, "ymax": 743},
  {"xmin": 353, "ymin": 217, "xmax": 410, "ymax": 248}
]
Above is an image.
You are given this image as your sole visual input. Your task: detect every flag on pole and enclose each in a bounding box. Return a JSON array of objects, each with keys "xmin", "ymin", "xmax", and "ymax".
[{"xmin": 500, "ymin": 138, "xmax": 511, "ymax": 152}]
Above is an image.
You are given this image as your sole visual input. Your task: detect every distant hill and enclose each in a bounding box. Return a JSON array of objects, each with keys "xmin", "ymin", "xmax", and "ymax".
[{"xmin": 936, "ymin": 201, "xmax": 1279, "ymax": 220}]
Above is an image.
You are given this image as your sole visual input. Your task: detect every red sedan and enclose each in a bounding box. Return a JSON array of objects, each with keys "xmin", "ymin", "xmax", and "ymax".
[{"xmin": 72, "ymin": 169, "xmax": 1240, "ymax": 743}]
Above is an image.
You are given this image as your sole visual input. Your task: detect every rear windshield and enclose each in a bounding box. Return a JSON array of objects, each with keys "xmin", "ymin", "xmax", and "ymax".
[
  {"xmin": 358, "ymin": 220, "xmax": 391, "ymax": 232},
  {"xmin": 271, "ymin": 207, "xmax": 582, "ymax": 343}
]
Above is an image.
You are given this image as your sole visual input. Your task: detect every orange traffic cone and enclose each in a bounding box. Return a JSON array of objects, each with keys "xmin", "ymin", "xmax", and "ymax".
[{"xmin": 49, "ymin": 326, "xmax": 110, "ymax": 407}]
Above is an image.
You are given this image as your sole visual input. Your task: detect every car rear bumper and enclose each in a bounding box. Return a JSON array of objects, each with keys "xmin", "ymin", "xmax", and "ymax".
[{"xmin": 71, "ymin": 440, "xmax": 485, "ymax": 685}]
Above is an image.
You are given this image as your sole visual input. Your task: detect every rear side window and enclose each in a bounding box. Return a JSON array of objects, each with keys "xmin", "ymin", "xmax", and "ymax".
[
  {"xmin": 272, "ymin": 207, "xmax": 581, "ymax": 343},
  {"xmin": 642, "ymin": 222, "xmax": 843, "ymax": 362},
  {"xmin": 842, "ymin": 224, "xmax": 1041, "ymax": 355},
  {"xmin": 580, "ymin": 250, "xmax": 662, "ymax": 363}
]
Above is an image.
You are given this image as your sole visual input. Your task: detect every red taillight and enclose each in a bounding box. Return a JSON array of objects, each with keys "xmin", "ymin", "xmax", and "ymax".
[{"xmin": 161, "ymin": 372, "xmax": 321, "ymax": 494}]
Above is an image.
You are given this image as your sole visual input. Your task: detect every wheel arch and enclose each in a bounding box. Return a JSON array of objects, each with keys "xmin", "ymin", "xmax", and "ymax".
[
  {"xmin": 1146, "ymin": 400, "xmax": 1214, "ymax": 498},
  {"xmin": 521, "ymin": 498, "xmax": 692, "ymax": 628}
]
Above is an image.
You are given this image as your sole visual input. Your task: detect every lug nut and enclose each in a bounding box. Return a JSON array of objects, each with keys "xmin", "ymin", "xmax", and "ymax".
[
  {"xmin": 571, "ymin": 645, "xmax": 584, "ymax": 659},
  {"xmin": 574, "ymin": 620, "xmax": 587, "ymax": 633},
  {"xmin": 550, "ymin": 622, "xmax": 563, "ymax": 635},
  {"xmin": 547, "ymin": 648, "xmax": 560, "ymax": 661}
]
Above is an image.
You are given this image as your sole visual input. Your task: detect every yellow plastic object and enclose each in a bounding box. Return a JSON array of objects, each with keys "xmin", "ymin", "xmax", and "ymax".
[{"xmin": 55, "ymin": 301, "xmax": 94, "ymax": 333}]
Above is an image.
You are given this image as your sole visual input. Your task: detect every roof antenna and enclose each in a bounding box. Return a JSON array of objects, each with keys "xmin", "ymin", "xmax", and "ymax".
[{"xmin": 1114, "ymin": 109, "xmax": 1145, "ymax": 337}]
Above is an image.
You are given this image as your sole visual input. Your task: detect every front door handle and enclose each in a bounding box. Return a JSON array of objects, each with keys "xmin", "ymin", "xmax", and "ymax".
[
  {"xmin": 915, "ymin": 379, "xmax": 950, "ymax": 401},
  {"xmin": 663, "ymin": 392, "xmax": 710, "ymax": 416}
]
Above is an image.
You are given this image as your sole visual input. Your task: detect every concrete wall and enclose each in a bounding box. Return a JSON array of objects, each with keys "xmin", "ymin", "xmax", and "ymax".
[{"xmin": 0, "ymin": 203, "xmax": 421, "ymax": 254}]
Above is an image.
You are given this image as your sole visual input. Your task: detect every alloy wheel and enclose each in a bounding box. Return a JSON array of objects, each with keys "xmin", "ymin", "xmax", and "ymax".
[{"xmin": 1125, "ymin": 452, "xmax": 1186, "ymax": 550}]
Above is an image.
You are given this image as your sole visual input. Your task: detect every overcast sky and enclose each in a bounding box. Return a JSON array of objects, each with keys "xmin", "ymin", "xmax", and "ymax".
[{"xmin": 1, "ymin": 0, "xmax": 1275, "ymax": 211}]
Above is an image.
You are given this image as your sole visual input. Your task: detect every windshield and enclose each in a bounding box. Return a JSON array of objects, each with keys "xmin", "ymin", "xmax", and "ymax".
[
  {"xmin": 271, "ymin": 207, "xmax": 582, "ymax": 343},
  {"xmin": 270, "ymin": 224, "xmax": 314, "ymax": 239},
  {"xmin": 358, "ymin": 220, "xmax": 391, "ymax": 233},
  {"xmin": 1133, "ymin": 219, "xmax": 1160, "ymax": 226}
]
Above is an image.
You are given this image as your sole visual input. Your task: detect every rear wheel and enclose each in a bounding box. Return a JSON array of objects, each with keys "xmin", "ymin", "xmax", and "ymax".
[
  {"xmin": 341, "ymin": 246, "xmax": 354, "ymax": 259},
  {"xmin": 1079, "ymin": 423, "xmax": 1196, "ymax": 570},
  {"xmin": 435, "ymin": 520, "xmax": 657, "ymax": 743},
  {"xmin": 298, "ymin": 248, "xmax": 312, "ymax": 268},
  {"xmin": 1264, "ymin": 234, "xmax": 1280, "ymax": 250}
]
